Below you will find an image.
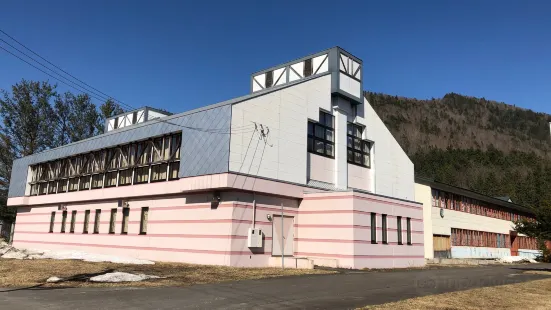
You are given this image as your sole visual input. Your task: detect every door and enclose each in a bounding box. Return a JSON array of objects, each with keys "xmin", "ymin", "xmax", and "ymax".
[
  {"xmin": 510, "ymin": 234, "xmax": 519, "ymax": 256},
  {"xmin": 272, "ymin": 216, "xmax": 294, "ymax": 256},
  {"xmin": 433, "ymin": 235, "xmax": 451, "ymax": 258}
]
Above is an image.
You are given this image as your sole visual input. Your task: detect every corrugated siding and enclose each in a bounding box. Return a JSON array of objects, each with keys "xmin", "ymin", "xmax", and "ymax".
[{"xmin": 8, "ymin": 105, "xmax": 231, "ymax": 197}]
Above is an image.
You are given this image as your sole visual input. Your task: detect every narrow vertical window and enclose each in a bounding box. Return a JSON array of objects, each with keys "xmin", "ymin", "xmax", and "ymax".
[
  {"xmin": 60, "ymin": 210, "xmax": 67, "ymax": 233},
  {"xmin": 121, "ymin": 207, "xmax": 129, "ymax": 235},
  {"xmin": 70, "ymin": 210, "xmax": 77, "ymax": 233},
  {"xmin": 407, "ymin": 217, "xmax": 412, "ymax": 245},
  {"xmin": 140, "ymin": 207, "xmax": 149, "ymax": 235},
  {"xmin": 304, "ymin": 58, "xmax": 313, "ymax": 77},
  {"xmin": 265, "ymin": 70, "xmax": 274, "ymax": 88},
  {"xmin": 397, "ymin": 216, "xmax": 403, "ymax": 245},
  {"xmin": 49, "ymin": 211, "xmax": 55, "ymax": 233},
  {"xmin": 83, "ymin": 210, "xmax": 90, "ymax": 233},
  {"xmin": 382, "ymin": 214, "xmax": 388, "ymax": 244},
  {"xmin": 109, "ymin": 208, "xmax": 117, "ymax": 234},
  {"xmin": 370, "ymin": 212, "xmax": 377, "ymax": 244},
  {"xmin": 94, "ymin": 209, "xmax": 101, "ymax": 234}
]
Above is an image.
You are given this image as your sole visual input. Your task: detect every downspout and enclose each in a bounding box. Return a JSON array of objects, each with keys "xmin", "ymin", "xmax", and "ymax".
[{"xmin": 252, "ymin": 199, "xmax": 256, "ymax": 229}]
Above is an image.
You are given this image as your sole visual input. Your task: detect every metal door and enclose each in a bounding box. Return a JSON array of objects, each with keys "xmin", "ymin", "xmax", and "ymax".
[{"xmin": 272, "ymin": 216, "xmax": 294, "ymax": 256}]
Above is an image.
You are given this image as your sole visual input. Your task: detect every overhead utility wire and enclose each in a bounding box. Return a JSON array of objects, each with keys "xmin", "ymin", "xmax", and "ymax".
[
  {"xmin": 0, "ymin": 38, "xmax": 113, "ymax": 103},
  {"xmin": 0, "ymin": 29, "xmax": 130, "ymax": 110},
  {"xmin": 0, "ymin": 29, "xmax": 257, "ymax": 135},
  {"xmin": 0, "ymin": 45, "xmax": 113, "ymax": 104}
]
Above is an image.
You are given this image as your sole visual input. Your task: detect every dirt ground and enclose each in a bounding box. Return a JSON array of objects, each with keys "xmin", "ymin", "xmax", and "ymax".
[
  {"xmin": 0, "ymin": 258, "xmax": 333, "ymax": 288},
  {"xmin": 362, "ymin": 272, "xmax": 551, "ymax": 310}
]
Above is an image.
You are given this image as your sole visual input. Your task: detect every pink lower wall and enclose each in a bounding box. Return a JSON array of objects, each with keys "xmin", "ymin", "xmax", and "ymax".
[
  {"xmin": 13, "ymin": 190, "xmax": 300, "ymax": 267},
  {"xmin": 298, "ymin": 191, "xmax": 425, "ymax": 269},
  {"xmin": 11, "ymin": 174, "xmax": 424, "ymax": 269}
]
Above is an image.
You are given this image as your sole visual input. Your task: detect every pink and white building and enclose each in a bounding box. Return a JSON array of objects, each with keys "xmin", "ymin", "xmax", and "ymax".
[{"xmin": 7, "ymin": 47, "xmax": 424, "ymax": 269}]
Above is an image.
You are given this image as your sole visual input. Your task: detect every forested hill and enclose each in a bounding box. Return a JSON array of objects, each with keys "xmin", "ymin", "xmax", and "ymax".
[{"xmin": 365, "ymin": 91, "xmax": 551, "ymax": 208}]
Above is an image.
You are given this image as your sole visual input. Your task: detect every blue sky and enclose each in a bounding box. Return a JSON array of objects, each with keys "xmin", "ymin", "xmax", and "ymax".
[{"xmin": 1, "ymin": 1, "xmax": 550, "ymax": 114}]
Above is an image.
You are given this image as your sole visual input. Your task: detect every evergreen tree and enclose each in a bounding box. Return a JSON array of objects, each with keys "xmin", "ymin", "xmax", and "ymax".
[
  {"xmin": 0, "ymin": 80, "xmax": 57, "ymax": 218},
  {"xmin": 96, "ymin": 99, "xmax": 124, "ymax": 133}
]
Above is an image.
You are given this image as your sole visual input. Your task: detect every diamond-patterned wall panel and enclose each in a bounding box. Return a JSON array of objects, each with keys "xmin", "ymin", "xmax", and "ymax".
[{"xmin": 8, "ymin": 105, "xmax": 231, "ymax": 197}]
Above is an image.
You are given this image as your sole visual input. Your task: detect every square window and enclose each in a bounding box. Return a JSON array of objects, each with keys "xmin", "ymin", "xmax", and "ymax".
[
  {"xmin": 325, "ymin": 113, "xmax": 334, "ymax": 128},
  {"xmin": 315, "ymin": 141, "xmax": 324, "ymax": 154},
  {"xmin": 314, "ymin": 125, "xmax": 325, "ymax": 139},
  {"xmin": 354, "ymin": 138, "xmax": 361, "ymax": 150},
  {"xmin": 354, "ymin": 152, "xmax": 362, "ymax": 164},
  {"xmin": 363, "ymin": 154, "xmax": 370, "ymax": 166},
  {"xmin": 362, "ymin": 141, "xmax": 371, "ymax": 153},
  {"xmin": 325, "ymin": 144, "xmax": 334, "ymax": 157},
  {"xmin": 151, "ymin": 163, "xmax": 168, "ymax": 182},
  {"xmin": 91, "ymin": 174, "xmax": 103, "ymax": 189},
  {"xmin": 325, "ymin": 129, "xmax": 334, "ymax": 142},
  {"xmin": 118, "ymin": 169, "xmax": 132, "ymax": 186},
  {"xmin": 169, "ymin": 162, "xmax": 180, "ymax": 180},
  {"xmin": 134, "ymin": 166, "xmax": 149, "ymax": 184}
]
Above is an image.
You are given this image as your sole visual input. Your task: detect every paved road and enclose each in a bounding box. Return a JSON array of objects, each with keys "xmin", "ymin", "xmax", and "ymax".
[{"xmin": 1, "ymin": 264, "xmax": 550, "ymax": 309}]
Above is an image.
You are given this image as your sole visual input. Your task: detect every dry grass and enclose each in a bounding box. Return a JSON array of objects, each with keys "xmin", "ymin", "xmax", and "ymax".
[
  {"xmin": 361, "ymin": 278, "xmax": 551, "ymax": 310},
  {"xmin": 0, "ymin": 259, "xmax": 333, "ymax": 288}
]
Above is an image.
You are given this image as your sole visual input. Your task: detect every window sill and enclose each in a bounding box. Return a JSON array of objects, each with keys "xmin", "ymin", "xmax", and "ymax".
[
  {"xmin": 139, "ymin": 232, "xmax": 147, "ymax": 235},
  {"xmin": 121, "ymin": 232, "xmax": 128, "ymax": 235},
  {"xmin": 308, "ymin": 153, "xmax": 335, "ymax": 160},
  {"xmin": 347, "ymin": 161, "xmax": 370, "ymax": 169}
]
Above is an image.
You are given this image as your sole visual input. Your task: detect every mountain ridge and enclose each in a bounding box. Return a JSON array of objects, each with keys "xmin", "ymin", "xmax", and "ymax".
[{"xmin": 366, "ymin": 91, "xmax": 551, "ymax": 208}]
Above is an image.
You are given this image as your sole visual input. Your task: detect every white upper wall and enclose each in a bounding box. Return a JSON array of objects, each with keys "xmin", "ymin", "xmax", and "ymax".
[
  {"xmin": 355, "ymin": 98, "xmax": 414, "ymax": 201},
  {"xmin": 230, "ymin": 75, "xmax": 332, "ymax": 185},
  {"xmin": 230, "ymin": 74, "xmax": 415, "ymax": 202}
]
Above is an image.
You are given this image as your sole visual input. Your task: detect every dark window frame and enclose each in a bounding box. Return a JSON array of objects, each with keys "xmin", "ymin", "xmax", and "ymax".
[
  {"xmin": 49, "ymin": 211, "xmax": 55, "ymax": 233},
  {"xmin": 406, "ymin": 217, "xmax": 412, "ymax": 245},
  {"xmin": 370, "ymin": 212, "xmax": 377, "ymax": 244},
  {"xmin": 70, "ymin": 210, "xmax": 77, "ymax": 233},
  {"xmin": 307, "ymin": 111, "xmax": 335, "ymax": 159},
  {"xmin": 121, "ymin": 207, "xmax": 130, "ymax": 235},
  {"xmin": 93, "ymin": 209, "xmax": 101, "ymax": 234},
  {"xmin": 140, "ymin": 207, "xmax": 149, "ymax": 235},
  {"xmin": 382, "ymin": 214, "xmax": 388, "ymax": 244},
  {"xmin": 347, "ymin": 122, "xmax": 371, "ymax": 168},
  {"xmin": 83, "ymin": 210, "xmax": 90, "ymax": 234},
  {"xmin": 397, "ymin": 216, "xmax": 403, "ymax": 245},
  {"xmin": 60, "ymin": 210, "xmax": 67, "ymax": 233},
  {"xmin": 109, "ymin": 208, "xmax": 117, "ymax": 234}
]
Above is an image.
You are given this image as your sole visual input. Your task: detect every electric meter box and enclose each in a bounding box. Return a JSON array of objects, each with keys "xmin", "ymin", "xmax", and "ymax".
[{"xmin": 247, "ymin": 228, "xmax": 263, "ymax": 248}]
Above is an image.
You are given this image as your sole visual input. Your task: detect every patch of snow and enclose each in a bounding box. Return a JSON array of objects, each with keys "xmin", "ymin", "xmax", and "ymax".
[
  {"xmin": 0, "ymin": 246, "xmax": 12, "ymax": 256},
  {"xmin": 22, "ymin": 249, "xmax": 44, "ymax": 256},
  {"xmin": 89, "ymin": 272, "xmax": 161, "ymax": 283},
  {"xmin": 27, "ymin": 254, "xmax": 43, "ymax": 260},
  {"xmin": 46, "ymin": 277, "xmax": 62, "ymax": 283},
  {"xmin": 2, "ymin": 251, "xmax": 27, "ymax": 259},
  {"xmin": 40, "ymin": 250, "xmax": 154, "ymax": 265},
  {"xmin": 498, "ymin": 256, "xmax": 538, "ymax": 264}
]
